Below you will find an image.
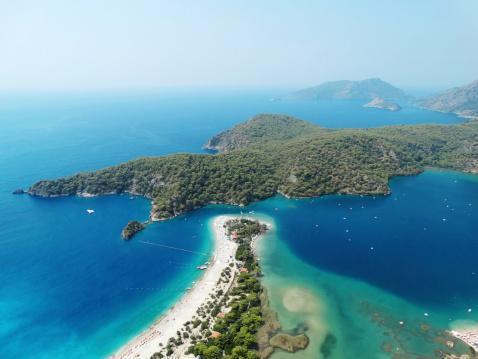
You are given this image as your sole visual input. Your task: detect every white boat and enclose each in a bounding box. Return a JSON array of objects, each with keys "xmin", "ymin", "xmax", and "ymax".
[{"xmin": 86, "ymin": 209, "xmax": 95, "ymax": 214}]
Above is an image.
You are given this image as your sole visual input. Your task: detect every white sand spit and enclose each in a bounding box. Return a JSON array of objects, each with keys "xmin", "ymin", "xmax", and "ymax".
[{"xmin": 111, "ymin": 215, "xmax": 238, "ymax": 359}]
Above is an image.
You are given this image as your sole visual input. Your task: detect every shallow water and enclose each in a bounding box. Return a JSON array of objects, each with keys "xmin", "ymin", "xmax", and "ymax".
[{"xmin": 257, "ymin": 224, "xmax": 475, "ymax": 358}]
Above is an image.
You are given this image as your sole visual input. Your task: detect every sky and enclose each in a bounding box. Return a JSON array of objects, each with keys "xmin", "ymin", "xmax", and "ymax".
[{"xmin": 1, "ymin": 0, "xmax": 477, "ymax": 91}]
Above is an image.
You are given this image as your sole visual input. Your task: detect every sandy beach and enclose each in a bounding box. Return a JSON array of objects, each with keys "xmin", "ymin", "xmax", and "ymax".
[
  {"xmin": 111, "ymin": 215, "xmax": 238, "ymax": 359},
  {"xmin": 450, "ymin": 325, "xmax": 478, "ymax": 353}
]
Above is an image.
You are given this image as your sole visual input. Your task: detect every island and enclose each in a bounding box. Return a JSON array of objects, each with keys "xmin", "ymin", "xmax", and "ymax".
[
  {"xmin": 121, "ymin": 220, "xmax": 145, "ymax": 240},
  {"xmin": 420, "ymin": 79, "xmax": 478, "ymax": 119},
  {"xmin": 12, "ymin": 189, "xmax": 25, "ymax": 195},
  {"xmin": 363, "ymin": 97, "xmax": 401, "ymax": 111},
  {"xmin": 27, "ymin": 114, "xmax": 478, "ymax": 221},
  {"xmin": 287, "ymin": 78, "xmax": 478, "ymax": 118},
  {"xmin": 286, "ymin": 78, "xmax": 408, "ymax": 102}
]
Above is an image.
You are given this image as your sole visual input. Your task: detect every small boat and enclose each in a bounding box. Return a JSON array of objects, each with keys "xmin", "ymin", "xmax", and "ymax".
[
  {"xmin": 86, "ymin": 209, "xmax": 95, "ymax": 214},
  {"xmin": 197, "ymin": 265, "xmax": 208, "ymax": 270}
]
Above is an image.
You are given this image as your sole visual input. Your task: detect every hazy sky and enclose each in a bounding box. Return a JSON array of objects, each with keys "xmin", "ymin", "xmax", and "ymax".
[{"xmin": 1, "ymin": 0, "xmax": 477, "ymax": 91}]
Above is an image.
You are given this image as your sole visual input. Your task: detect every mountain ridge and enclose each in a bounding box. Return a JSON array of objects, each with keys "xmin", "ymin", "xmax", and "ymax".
[{"xmin": 287, "ymin": 78, "xmax": 408, "ymax": 102}]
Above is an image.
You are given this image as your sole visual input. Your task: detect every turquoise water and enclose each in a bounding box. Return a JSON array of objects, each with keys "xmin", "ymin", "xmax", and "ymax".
[
  {"xmin": 250, "ymin": 170, "xmax": 478, "ymax": 358},
  {"xmin": 0, "ymin": 91, "xmax": 474, "ymax": 358}
]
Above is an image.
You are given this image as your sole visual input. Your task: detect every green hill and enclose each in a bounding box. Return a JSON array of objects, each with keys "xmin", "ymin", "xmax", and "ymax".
[
  {"xmin": 28, "ymin": 114, "xmax": 478, "ymax": 220},
  {"xmin": 203, "ymin": 114, "xmax": 321, "ymax": 152}
]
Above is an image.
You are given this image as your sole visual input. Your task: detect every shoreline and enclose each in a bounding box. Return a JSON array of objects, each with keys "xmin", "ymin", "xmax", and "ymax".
[
  {"xmin": 449, "ymin": 321, "xmax": 478, "ymax": 353},
  {"xmin": 111, "ymin": 215, "xmax": 239, "ymax": 359}
]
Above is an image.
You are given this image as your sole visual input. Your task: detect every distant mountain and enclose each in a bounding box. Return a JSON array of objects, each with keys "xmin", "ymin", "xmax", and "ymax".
[
  {"xmin": 363, "ymin": 97, "xmax": 401, "ymax": 112},
  {"xmin": 288, "ymin": 78, "xmax": 408, "ymax": 102},
  {"xmin": 420, "ymin": 80, "xmax": 478, "ymax": 118}
]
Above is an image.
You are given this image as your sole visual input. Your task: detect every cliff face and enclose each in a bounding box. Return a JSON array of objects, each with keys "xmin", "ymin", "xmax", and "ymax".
[{"xmin": 421, "ymin": 80, "xmax": 478, "ymax": 118}]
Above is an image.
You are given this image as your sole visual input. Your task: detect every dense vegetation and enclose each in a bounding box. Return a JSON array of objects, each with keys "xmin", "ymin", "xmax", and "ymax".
[
  {"xmin": 121, "ymin": 220, "xmax": 145, "ymax": 240},
  {"xmin": 188, "ymin": 219, "xmax": 267, "ymax": 359},
  {"xmin": 28, "ymin": 114, "xmax": 478, "ymax": 220},
  {"xmin": 226, "ymin": 219, "xmax": 267, "ymax": 272},
  {"xmin": 204, "ymin": 114, "xmax": 321, "ymax": 152}
]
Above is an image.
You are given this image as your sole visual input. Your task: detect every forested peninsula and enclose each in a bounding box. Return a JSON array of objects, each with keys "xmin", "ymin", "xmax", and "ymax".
[{"xmin": 27, "ymin": 114, "xmax": 478, "ymax": 220}]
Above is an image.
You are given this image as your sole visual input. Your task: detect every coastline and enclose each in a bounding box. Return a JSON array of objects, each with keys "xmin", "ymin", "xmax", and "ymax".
[
  {"xmin": 450, "ymin": 321, "xmax": 478, "ymax": 353},
  {"xmin": 111, "ymin": 215, "xmax": 239, "ymax": 359},
  {"xmin": 451, "ymin": 329, "xmax": 478, "ymax": 353}
]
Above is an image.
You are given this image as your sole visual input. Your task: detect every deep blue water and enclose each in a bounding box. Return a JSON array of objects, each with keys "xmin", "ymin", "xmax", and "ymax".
[
  {"xmin": 0, "ymin": 90, "xmax": 473, "ymax": 358},
  {"xmin": 248, "ymin": 171, "xmax": 478, "ymax": 312},
  {"xmin": 0, "ymin": 195, "xmax": 215, "ymax": 358}
]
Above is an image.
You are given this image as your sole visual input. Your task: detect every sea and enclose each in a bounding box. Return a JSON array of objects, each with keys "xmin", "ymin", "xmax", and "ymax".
[{"xmin": 0, "ymin": 90, "xmax": 476, "ymax": 358}]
